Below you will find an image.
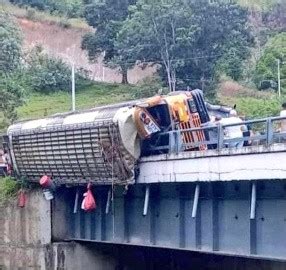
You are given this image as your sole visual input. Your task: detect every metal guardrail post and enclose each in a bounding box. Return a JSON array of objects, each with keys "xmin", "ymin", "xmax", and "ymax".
[
  {"xmin": 169, "ymin": 130, "xmax": 181, "ymax": 154},
  {"xmin": 176, "ymin": 130, "xmax": 182, "ymax": 154},
  {"xmin": 168, "ymin": 132, "xmax": 175, "ymax": 154},
  {"xmin": 266, "ymin": 118, "xmax": 273, "ymax": 147},
  {"xmin": 169, "ymin": 131, "xmax": 181, "ymax": 154},
  {"xmin": 217, "ymin": 124, "xmax": 224, "ymax": 151}
]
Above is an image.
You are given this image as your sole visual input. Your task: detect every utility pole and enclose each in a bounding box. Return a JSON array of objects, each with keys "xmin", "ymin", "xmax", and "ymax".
[
  {"xmin": 102, "ymin": 51, "xmax": 106, "ymax": 82},
  {"xmin": 277, "ymin": 59, "xmax": 281, "ymax": 98},
  {"xmin": 71, "ymin": 62, "xmax": 76, "ymax": 111},
  {"xmin": 60, "ymin": 50, "xmax": 76, "ymax": 112}
]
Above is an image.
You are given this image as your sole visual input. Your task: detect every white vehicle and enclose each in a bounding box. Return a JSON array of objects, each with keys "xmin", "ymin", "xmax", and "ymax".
[{"xmin": 5, "ymin": 90, "xmax": 226, "ymax": 185}]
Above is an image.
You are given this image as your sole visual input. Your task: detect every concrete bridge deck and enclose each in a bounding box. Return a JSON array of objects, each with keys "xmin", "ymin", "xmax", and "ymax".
[{"xmin": 138, "ymin": 144, "xmax": 286, "ymax": 183}]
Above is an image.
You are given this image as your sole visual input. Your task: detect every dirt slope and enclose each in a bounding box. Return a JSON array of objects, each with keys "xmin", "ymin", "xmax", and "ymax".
[{"xmin": 18, "ymin": 18, "xmax": 154, "ymax": 84}]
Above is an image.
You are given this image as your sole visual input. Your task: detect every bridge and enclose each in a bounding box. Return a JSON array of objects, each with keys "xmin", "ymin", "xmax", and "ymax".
[{"xmin": 51, "ymin": 116, "xmax": 286, "ymax": 262}]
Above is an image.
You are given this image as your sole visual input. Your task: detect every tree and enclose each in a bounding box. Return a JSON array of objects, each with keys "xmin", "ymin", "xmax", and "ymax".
[
  {"xmin": 24, "ymin": 46, "xmax": 88, "ymax": 93},
  {"xmin": 117, "ymin": 0, "xmax": 253, "ymax": 95},
  {"xmin": 181, "ymin": 1, "xmax": 254, "ymax": 87},
  {"xmin": 262, "ymin": 1, "xmax": 286, "ymax": 32},
  {"xmin": 117, "ymin": 0, "xmax": 196, "ymax": 91},
  {"xmin": 254, "ymin": 33, "xmax": 286, "ymax": 91},
  {"xmin": 238, "ymin": 0, "xmax": 278, "ymax": 11},
  {"xmin": 0, "ymin": 73, "xmax": 25, "ymax": 129},
  {"xmin": 81, "ymin": 0, "xmax": 136, "ymax": 84},
  {"xmin": 0, "ymin": 12, "xmax": 24, "ymax": 128},
  {"xmin": 0, "ymin": 12, "xmax": 22, "ymax": 74}
]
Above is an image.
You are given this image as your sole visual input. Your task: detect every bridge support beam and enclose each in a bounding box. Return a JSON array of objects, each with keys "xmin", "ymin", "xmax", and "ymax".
[
  {"xmin": 143, "ymin": 185, "xmax": 150, "ymax": 216},
  {"xmin": 105, "ymin": 188, "xmax": 112, "ymax": 215},
  {"xmin": 59, "ymin": 181, "xmax": 286, "ymax": 261},
  {"xmin": 250, "ymin": 182, "xmax": 257, "ymax": 220},
  {"xmin": 192, "ymin": 184, "xmax": 200, "ymax": 218}
]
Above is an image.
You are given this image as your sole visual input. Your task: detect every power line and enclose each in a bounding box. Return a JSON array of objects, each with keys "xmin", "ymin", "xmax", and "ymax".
[
  {"xmin": 112, "ymin": 44, "xmax": 286, "ymax": 65},
  {"xmin": 113, "ymin": 53, "xmax": 229, "ymax": 65}
]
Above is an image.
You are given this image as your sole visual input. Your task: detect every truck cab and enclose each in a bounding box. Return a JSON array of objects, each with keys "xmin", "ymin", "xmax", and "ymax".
[{"xmin": 133, "ymin": 90, "xmax": 210, "ymax": 156}]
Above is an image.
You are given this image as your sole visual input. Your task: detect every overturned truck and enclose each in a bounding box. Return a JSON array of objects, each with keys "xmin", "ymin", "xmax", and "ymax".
[{"xmin": 5, "ymin": 90, "xmax": 227, "ymax": 185}]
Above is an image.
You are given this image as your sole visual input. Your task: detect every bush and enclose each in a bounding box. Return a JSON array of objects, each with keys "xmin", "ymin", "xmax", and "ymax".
[
  {"xmin": 28, "ymin": 56, "xmax": 71, "ymax": 93},
  {"xmin": 26, "ymin": 7, "xmax": 37, "ymax": 20},
  {"xmin": 25, "ymin": 47, "xmax": 88, "ymax": 93},
  {"xmin": 228, "ymin": 97, "xmax": 281, "ymax": 119},
  {"xmin": 58, "ymin": 17, "xmax": 71, "ymax": 29},
  {"xmin": 253, "ymin": 33, "xmax": 286, "ymax": 91},
  {"xmin": 0, "ymin": 72, "xmax": 26, "ymax": 125},
  {"xmin": 132, "ymin": 76, "xmax": 168, "ymax": 99},
  {"xmin": 0, "ymin": 176, "xmax": 20, "ymax": 206},
  {"xmin": 218, "ymin": 79, "xmax": 274, "ymax": 99},
  {"xmin": 9, "ymin": 0, "xmax": 83, "ymax": 18}
]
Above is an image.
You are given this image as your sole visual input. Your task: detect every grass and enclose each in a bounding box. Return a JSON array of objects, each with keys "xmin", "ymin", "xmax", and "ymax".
[
  {"xmin": 237, "ymin": 0, "xmax": 281, "ymax": 11},
  {"xmin": 216, "ymin": 78, "xmax": 284, "ymax": 118},
  {"xmin": 0, "ymin": 0, "xmax": 88, "ymax": 29},
  {"xmin": 220, "ymin": 95, "xmax": 281, "ymax": 118},
  {"xmin": 0, "ymin": 176, "xmax": 20, "ymax": 207},
  {"xmin": 17, "ymin": 82, "xmax": 137, "ymax": 121},
  {"xmin": 2, "ymin": 75, "xmax": 283, "ymax": 131},
  {"xmin": 14, "ymin": 80, "xmax": 285, "ymax": 122}
]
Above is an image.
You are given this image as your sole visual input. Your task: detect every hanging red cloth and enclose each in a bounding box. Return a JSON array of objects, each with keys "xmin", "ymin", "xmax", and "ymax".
[
  {"xmin": 81, "ymin": 183, "xmax": 96, "ymax": 212},
  {"xmin": 18, "ymin": 189, "xmax": 27, "ymax": 208}
]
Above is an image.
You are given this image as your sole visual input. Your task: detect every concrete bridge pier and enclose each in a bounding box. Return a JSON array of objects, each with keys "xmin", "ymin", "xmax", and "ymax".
[
  {"xmin": 0, "ymin": 189, "xmax": 116, "ymax": 270},
  {"xmin": 50, "ymin": 242, "xmax": 116, "ymax": 270}
]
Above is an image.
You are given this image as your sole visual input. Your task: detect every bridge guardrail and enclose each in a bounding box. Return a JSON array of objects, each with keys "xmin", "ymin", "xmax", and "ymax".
[{"xmin": 149, "ymin": 116, "xmax": 286, "ymax": 154}]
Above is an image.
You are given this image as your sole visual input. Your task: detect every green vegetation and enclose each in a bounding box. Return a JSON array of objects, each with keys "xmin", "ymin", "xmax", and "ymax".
[
  {"xmin": 17, "ymin": 82, "xmax": 138, "ymax": 120},
  {"xmin": 0, "ymin": 10, "xmax": 22, "ymax": 73},
  {"xmin": 0, "ymin": 0, "xmax": 285, "ymax": 128},
  {"xmin": 221, "ymin": 95, "xmax": 281, "ymax": 119},
  {"xmin": 25, "ymin": 46, "xmax": 88, "ymax": 93},
  {"xmin": 0, "ymin": 80, "xmax": 141, "ymax": 132},
  {"xmin": 0, "ymin": 176, "xmax": 20, "ymax": 206},
  {"xmin": 0, "ymin": 11, "xmax": 25, "ymax": 129},
  {"xmin": 83, "ymin": 0, "xmax": 253, "ymax": 97},
  {"xmin": 8, "ymin": 0, "xmax": 83, "ymax": 18},
  {"xmin": 15, "ymin": 80, "xmax": 283, "ymax": 123},
  {"xmin": 15, "ymin": 76, "xmax": 167, "ymax": 122},
  {"xmin": 0, "ymin": 0, "xmax": 88, "ymax": 29},
  {"xmin": 0, "ymin": 10, "xmax": 87, "ymax": 130},
  {"xmin": 237, "ymin": 0, "xmax": 282, "ymax": 11},
  {"xmin": 82, "ymin": 0, "xmax": 135, "ymax": 84},
  {"xmin": 0, "ymin": 10, "xmax": 86, "ymax": 129},
  {"xmin": 132, "ymin": 76, "xmax": 167, "ymax": 99},
  {"xmin": 218, "ymin": 80, "xmax": 282, "ymax": 118},
  {"xmin": 254, "ymin": 33, "xmax": 286, "ymax": 92}
]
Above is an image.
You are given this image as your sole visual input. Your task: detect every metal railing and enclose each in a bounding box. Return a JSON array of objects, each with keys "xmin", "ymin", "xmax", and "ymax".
[{"xmin": 148, "ymin": 116, "xmax": 286, "ymax": 155}]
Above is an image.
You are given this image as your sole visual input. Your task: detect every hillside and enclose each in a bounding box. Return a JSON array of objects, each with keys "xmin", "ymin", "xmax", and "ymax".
[
  {"xmin": 238, "ymin": 0, "xmax": 282, "ymax": 10},
  {"xmin": 0, "ymin": 1, "xmax": 154, "ymax": 84},
  {"xmin": 0, "ymin": 0, "xmax": 285, "ymax": 129},
  {"xmin": 15, "ymin": 80, "xmax": 281, "ymax": 124},
  {"xmin": 17, "ymin": 82, "xmax": 137, "ymax": 121},
  {"xmin": 18, "ymin": 18, "xmax": 155, "ymax": 84}
]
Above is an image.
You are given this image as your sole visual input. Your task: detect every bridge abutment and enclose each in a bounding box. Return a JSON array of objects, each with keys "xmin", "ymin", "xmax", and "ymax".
[{"xmin": 0, "ymin": 189, "xmax": 116, "ymax": 270}]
